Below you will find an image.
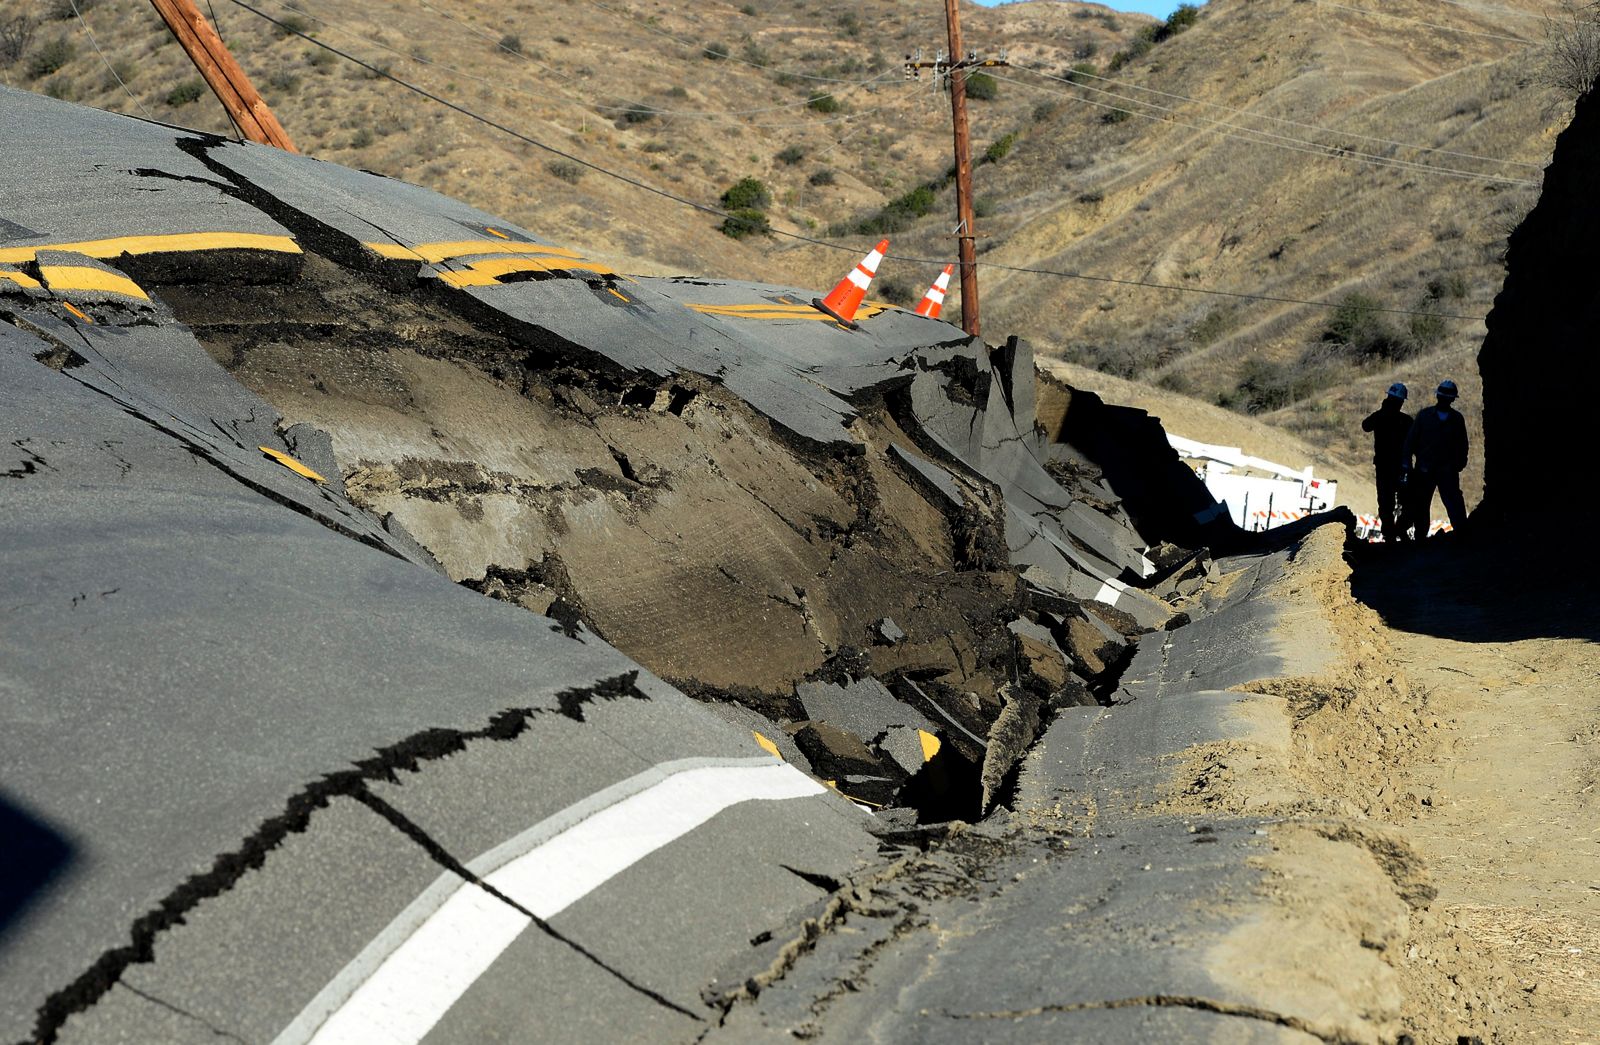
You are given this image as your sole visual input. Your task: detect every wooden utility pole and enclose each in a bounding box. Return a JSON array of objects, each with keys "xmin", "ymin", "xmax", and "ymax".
[
  {"xmin": 146, "ymin": 0, "xmax": 298, "ymax": 152},
  {"xmin": 943, "ymin": 0, "xmax": 978, "ymax": 338},
  {"xmin": 906, "ymin": 8, "xmax": 1005, "ymax": 338}
]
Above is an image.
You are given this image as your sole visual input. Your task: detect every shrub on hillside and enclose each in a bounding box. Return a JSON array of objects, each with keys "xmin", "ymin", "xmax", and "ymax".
[
  {"xmin": 1427, "ymin": 273, "xmax": 1469, "ymax": 300},
  {"xmin": 165, "ymin": 78, "xmax": 205, "ymax": 107},
  {"xmin": 808, "ymin": 168, "xmax": 836, "ymax": 186},
  {"xmin": 547, "ymin": 160, "xmax": 584, "ymax": 183},
  {"xmin": 965, "ymin": 72, "xmax": 998, "ymax": 100},
  {"xmin": 48, "ymin": 0, "xmax": 96, "ymax": 19},
  {"xmin": 856, "ymin": 184, "xmax": 938, "ymax": 235},
  {"xmin": 720, "ymin": 209, "xmax": 771, "ymax": 239},
  {"xmin": 1218, "ymin": 357, "xmax": 1327, "ymax": 414},
  {"xmin": 1539, "ymin": 0, "xmax": 1600, "ymax": 100},
  {"xmin": 617, "ymin": 102, "xmax": 657, "ymax": 125},
  {"xmin": 498, "ymin": 34, "xmax": 522, "ymax": 56},
  {"xmin": 1187, "ymin": 305, "xmax": 1238, "ymax": 346},
  {"xmin": 266, "ymin": 69, "xmax": 299, "ymax": 94},
  {"xmin": 1407, "ymin": 311, "xmax": 1448, "ymax": 352},
  {"xmin": 703, "ymin": 40, "xmax": 729, "ymax": 60},
  {"xmin": 1065, "ymin": 62, "xmax": 1098, "ymax": 85},
  {"xmin": 983, "ymin": 132, "xmax": 1016, "ymax": 164},
  {"xmin": 721, "ymin": 177, "xmax": 772, "ymax": 211},
  {"xmin": 1107, "ymin": 5, "xmax": 1198, "ymax": 71},
  {"xmin": 272, "ymin": 14, "xmax": 310, "ymax": 38},
  {"xmin": 807, "ymin": 91, "xmax": 841, "ymax": 113},
  {"xmin": 776, "ymin": 144, "xmax": 806, "ymax": 165},
  {"xmin": 1155, "ymin": 4, "xmax": 1200, "ymax": 42},
  {"xmin": 1102, "ymin": 106, "xmax": 1132, "ymax": 124},
  {"xmin": 1322, "ymin": 292, "xmax": 1410, "ymax": 361},
  {"xmin": 0, "ymin": 15, "xmax": 37, "ymax": 66},
  {"xmin": 876, "ymin": 278, "xmax": 915, "ymax": 307},
  {"xmin": 26, "ymin": 36, "xmax": 73, "ymax": 79}
]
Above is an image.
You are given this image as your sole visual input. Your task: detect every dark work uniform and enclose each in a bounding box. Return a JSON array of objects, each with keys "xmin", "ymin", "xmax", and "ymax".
[
  {"xmin": 1361, "ymin": 399, "xmax": 1413, "ymax": 540},
  {"xmin": 1402, "ymin": 404, "xmax": 1469, "ymax": 534}
]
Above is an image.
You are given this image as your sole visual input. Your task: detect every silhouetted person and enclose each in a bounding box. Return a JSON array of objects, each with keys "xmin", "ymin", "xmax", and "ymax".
[
  {"xmin": 1402, "ymin": 379, "xmax": 1469, "ymax": 537},
  {"xmin": 1361, "ymin": 382, "xmax": 1413, "ymax": 541}
]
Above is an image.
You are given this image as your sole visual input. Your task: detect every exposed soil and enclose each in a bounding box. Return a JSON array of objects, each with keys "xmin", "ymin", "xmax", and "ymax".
[
  {"xmin": 1353, "ymin": 542, "xmax": 1600, "ymax": 1043},
  {"xmin": 1158, "ymin": 528, "xmax": 1600, "ymax": 1042}
]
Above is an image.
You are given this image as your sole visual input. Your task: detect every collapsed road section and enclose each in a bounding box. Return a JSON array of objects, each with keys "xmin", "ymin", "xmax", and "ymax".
[{"xmin": 1, "ymin": 84, "xmax": 1299, "ymax": 1043}]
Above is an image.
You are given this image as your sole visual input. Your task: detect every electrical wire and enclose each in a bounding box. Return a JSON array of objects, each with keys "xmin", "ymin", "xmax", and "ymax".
[
  {"xmin": 1314, "ymin": 0, "xmax": 1536, "ymax": 43},
  {"xmin": 1021, "ymin": 61, "xmax": 1544, "ymax": 170},
  {"xmin": 218, "ymin": 0, "xmax": 1488, "ymax": 323},
  {"xmin": 68, "ymin": 0, "xmax": 155, "ymax": 119},
  {"xmin": 997, "ymin": 70, "xmax": 1540, "ymax": 187}
]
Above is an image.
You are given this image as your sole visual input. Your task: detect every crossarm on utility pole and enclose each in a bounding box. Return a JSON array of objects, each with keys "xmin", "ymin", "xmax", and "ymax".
[{"xmin": 146, "ymin": 0, "xmax": 298, "ymax": 152}]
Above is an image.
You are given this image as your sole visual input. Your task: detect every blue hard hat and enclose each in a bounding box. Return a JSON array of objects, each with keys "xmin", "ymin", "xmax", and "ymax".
[{"xmin": 1437, "ymin": 380, "xmax": 1458, "ymax": 399}]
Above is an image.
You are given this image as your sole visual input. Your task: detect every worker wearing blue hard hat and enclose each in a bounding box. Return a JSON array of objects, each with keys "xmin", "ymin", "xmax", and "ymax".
[
  {"xmin": 1361, "ymin": 382, "xmax": 1414, "ymax": 542},
  {"xmin": 1401, "ymin": 380, "xmax": 1469, "ymax": 537}
]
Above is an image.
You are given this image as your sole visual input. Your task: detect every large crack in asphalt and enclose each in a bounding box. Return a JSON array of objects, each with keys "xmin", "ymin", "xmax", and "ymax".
[
  {"xmin": 944, "ymin": 994, "xmax": 1336, "ymax": 1041},
  {"xmin": 24, "ymin": 672, "xmax": 658, "ymax": 1045}
]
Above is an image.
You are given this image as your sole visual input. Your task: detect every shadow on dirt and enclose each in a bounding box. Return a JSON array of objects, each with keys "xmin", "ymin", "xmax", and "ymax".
[{"xmin": 1347, "ymin": 535, "xmax": 1599, "ymax": 645}]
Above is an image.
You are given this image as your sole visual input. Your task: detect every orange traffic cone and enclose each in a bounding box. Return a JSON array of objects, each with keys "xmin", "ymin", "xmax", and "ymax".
[
  {"xmin": 915, "ymin": 264, "xmax": 953, "ymax": 319},
  {"xmin": 812, "ymin": 239, "xmax": 888, "ymax": 328}
]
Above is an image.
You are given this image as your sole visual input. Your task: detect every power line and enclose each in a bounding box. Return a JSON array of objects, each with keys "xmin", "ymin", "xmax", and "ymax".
[
  {"xmin": 1022, "ymin": 60, "xmax": 1544, "ymax": 171},
  {"xmin": 998, "ymin": 69, "xmax": 1540, "ymax": 187},
  {"xmin": 217, "ymin": 0, "xmax": 1488, "ymax": 324},
  {"xmin": 1314, "ymin": 0, "xmax": 1536, "ymax": 43},
  {"xmin": 68, "ymin": 0, "xmax": 155, "ymax": 119}
]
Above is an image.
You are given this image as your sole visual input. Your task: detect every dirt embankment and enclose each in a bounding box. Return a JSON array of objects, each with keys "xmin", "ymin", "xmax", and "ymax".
[{"xmin": 1154, "ymin": 525, "xmax": 1600, "ymax": 1042}]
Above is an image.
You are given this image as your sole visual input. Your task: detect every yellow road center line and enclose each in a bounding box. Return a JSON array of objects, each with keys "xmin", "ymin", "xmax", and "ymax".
[
  {"xmin": 60, "ymin": 302, "xmax": 93, "ymax": 324},
  {"xmin": 752, "ymin": 731, "xmax": 783, "ymax": 760},
  {"xmin": 0, "ymin": 232, "xmax": 301, "ymax": 265},
  {"xmin": 607, "ymin": 288, "xmax": 630, "ymax": 302},
  {"xmin": 434, "ymin": 255, "xmax": 617, "ymax": 288},
  {"xmin": 38, "ymin": 265, "xmax": 149, "ymax": 300},
  {"xmin": 688, "ymin": 302, "xmax": 891, "ymax": 322},
  {"xmin": 258, "ymin": 446, "xmax": 326, "ymax": 483},
  {"xmin": 0, "ymin": 269, "xmax": 43, "ymax": 290},
  {"xmin": 363, "ymin": 239, "xmax": 584, "ymax": 263},
  {"xmin": 918, "ymin": 729, "xmax": 941, "ymax": 762},
  {"xmin": 824, "ymin": 780, "xmax": 887, "ymax": 808},
  {"xmin": 484, "ymin": 227, "xmax": 510, "ymax": 239}
]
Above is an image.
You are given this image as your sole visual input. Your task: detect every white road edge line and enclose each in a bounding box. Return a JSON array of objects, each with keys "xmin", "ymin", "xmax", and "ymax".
[{"xmin": 272, "ymin": 758, "xmax": 824, "ymax": 1045}]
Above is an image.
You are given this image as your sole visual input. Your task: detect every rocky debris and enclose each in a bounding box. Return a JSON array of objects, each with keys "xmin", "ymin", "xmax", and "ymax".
[
  {"xmin": 1008, "ymin": 618, "xmax": 1071, "ymax": 688},
  {"xmin": 872, "ymin": 618, "xmax": 906, "ymax": 646},
  {"xmin": 1060, "ymin": 605, "xmax": 1130, "ymax": 677},
  {"xmin": 979, "ymin": 685, "xmax": 1043, "ymax": 812}
]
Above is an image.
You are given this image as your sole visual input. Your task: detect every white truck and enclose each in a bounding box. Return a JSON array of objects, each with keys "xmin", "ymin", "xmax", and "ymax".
[{"xmin": 1166, "ymin": 434, "xmax": 1338, "ymax": 532}]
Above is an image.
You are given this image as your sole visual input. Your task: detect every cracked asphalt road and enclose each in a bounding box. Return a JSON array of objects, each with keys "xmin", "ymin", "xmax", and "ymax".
[{"xmin": 0, "ymin": 83, "xmax": 1350, "ymax": 1045}]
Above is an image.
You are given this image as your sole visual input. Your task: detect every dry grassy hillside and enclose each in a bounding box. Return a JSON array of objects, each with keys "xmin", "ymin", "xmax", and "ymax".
[
  {"xmin": 0, "ymin": 0, "xmax": 1144, "ymax": 278},
  {"xmin": 2, "ymin": 0, "xmax": 1573, "ymax": 505}
]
